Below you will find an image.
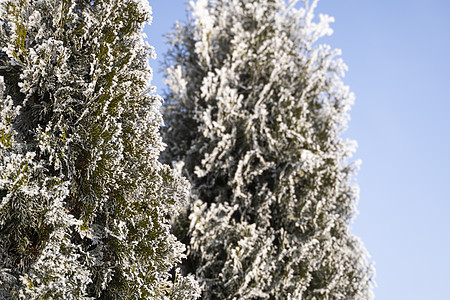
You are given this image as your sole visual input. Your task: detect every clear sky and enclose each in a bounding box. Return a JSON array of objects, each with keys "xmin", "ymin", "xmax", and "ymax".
[{"xmin": 146, "ymin": 1, "xmax": 450, "ymax": 299}]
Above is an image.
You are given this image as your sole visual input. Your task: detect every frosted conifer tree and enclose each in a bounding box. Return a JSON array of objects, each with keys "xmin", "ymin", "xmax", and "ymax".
[
  {"xmin": 0, "ymin": 0, "xmax": 199, "ymax": 299},
  {"xmin": 163, "ymin": 0, "xmax": 374, "ymax": 298}
]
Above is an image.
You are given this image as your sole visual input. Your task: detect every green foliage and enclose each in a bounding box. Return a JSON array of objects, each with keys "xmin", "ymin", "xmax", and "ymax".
[{"xmin": 0, "ymin": 0, "xmax": 199, "ymax": 299}]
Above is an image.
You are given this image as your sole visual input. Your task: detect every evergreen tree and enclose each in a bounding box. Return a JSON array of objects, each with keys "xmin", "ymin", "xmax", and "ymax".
[
  {"xmin": 163, "ymin": 0, "xmax": 374, "ymax": 298},
  {"xmin": 0, "ymin": 0, "xmax": 199, "ymax": 299}
]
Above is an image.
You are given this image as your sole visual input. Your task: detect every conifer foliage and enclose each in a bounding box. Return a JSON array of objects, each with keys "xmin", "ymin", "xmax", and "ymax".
[
  {"xmin": 163, "ymin": 0, "xmax": 374, "ymax": 298},
  {"xmin": 0, "ymin": 0, "xmax": 199, "ymax": 299}
]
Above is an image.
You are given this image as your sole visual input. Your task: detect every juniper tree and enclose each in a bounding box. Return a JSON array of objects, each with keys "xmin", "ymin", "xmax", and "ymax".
[
  {"xmin": 0, "ymin": 0, "xmax": 199, "ymax": 299},
  {"xmin": 163, "ymin": 0, "xmax": 374, "ymax": 298}
]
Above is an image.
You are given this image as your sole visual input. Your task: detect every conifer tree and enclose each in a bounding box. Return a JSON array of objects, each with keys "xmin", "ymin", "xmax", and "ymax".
[
  {"xmin": 0, "ymin": 0, "xmax": 199, "ymax": 299},
  {"xmin": 163, "ymin": 0, "xmax": 374, "ymax": 298}
]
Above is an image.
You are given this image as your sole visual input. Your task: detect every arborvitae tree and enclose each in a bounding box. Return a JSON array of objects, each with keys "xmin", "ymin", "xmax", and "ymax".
[
  {"xmin": 0, "ymin": 0, "xmax": 199, "ymax": 299},
  {"xmin": 163, "ymin": 0, "xmax": 374, "ymax": 299}
]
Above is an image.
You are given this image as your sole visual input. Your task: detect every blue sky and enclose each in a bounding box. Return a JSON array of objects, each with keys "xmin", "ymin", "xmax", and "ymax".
[{"xmin": 146, "ymin": 1, "xmax": 450, "ymax": 298}]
